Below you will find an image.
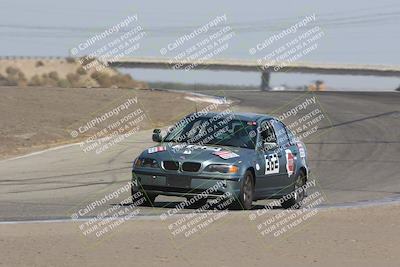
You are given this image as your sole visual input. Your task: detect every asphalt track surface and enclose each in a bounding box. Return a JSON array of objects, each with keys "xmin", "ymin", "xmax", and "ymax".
[{"xmin": 0, "ymin": 91, "xmax": 399, "ymax": 221}]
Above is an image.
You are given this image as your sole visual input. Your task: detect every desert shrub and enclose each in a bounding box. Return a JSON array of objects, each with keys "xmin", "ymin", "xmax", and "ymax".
[
  {"xmin": 35, "ymin": 60, "xmax": 44, "ymax": 67},
  {"xmin": 3, "ymin": 67, "xmax": 27, "ymax": 86},
  {"xmin": 29, "ymin": 75, "xmax": 43, "ymax": 86},
  {"xmin": 28, "ymin": 72, "xmax": 61, "ymax": 87},
  {"xmin": 40, "ymin": 73, "xmax": 58, "ymax": 87},
  {"xmin": 66, "ymin": 73, "xmax": 82, "ymax": 87},
  {"xmin": 66, "ymin": 73, "xmax": 79, "ymax": 82},
  {"xmin": 57, "ymin": 79, "xmax": 71, "ymax": 88},
  {"xmin": 91, "ymin": 71, "xmax": 112, "ymax": 88},
  {"xmin": 66, "ymin": 57, "xmax": 76, "ymax": 63},
  {"xmin": 76, "ymin": 66, "xmax": 87, "ymax": 75},
  {"xmin": 6, "ymin": 66, "xmax": 19, "ymax": 76},
  {"xmin": 17, "ymin": 72, "xmax": 27, "ymax": 85},
  {"xmin": 49, "ymin": 71, "xmax": 59, "ymax": 81}
]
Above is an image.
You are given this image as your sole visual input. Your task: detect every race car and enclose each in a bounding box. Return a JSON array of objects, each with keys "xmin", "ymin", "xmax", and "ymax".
[{"xmin": 131, "ymin": 112, "xmax": 309, "ymax": 210}]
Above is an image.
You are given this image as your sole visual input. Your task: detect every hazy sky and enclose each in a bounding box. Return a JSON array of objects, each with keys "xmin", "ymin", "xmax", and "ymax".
[{"xmin": 1, "ymin": 0, "xmax": 399, "ymax": 89}]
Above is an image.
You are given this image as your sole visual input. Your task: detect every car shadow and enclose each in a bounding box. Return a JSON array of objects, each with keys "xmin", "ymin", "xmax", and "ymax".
[{"xmin": 117, "ymin": 200, "xmax": 282, "ymax": 210}]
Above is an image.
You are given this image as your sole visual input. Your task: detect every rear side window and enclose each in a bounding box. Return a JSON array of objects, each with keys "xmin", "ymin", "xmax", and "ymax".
[
  {"xmin": 285, "ymin": 127, "xmax": 298, "ymax": 145},
  {"xmin": 271, "ymin": 120, "xmax": 290, "ymax": 147}
]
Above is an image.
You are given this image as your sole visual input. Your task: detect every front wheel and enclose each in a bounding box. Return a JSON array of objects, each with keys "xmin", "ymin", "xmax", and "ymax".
[
  {"xmin": 232, "ymin": 170, "xmax": 254, "ymax": 210},
  {"xmin": 131, "ymin": 186, "xmax": 156, "ymax": 207}
]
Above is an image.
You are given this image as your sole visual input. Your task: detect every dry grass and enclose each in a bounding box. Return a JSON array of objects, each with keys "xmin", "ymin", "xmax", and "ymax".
[{"xmin": 0, "ymin": 58, "xmax": 148, "ymax": 89}]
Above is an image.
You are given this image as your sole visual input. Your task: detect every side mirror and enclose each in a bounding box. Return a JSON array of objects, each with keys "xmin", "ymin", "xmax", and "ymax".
[
  {"xmin": 152, "ymin": 129, "xmax": 162, "ymax": 142},
  {"xmin": 263, "ymin": 142, "xmax": 278, "ymax": 151}
]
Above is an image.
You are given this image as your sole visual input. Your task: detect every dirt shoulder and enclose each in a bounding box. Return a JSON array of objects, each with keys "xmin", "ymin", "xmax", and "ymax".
[
  {"xmin": 0, "ymin": 86, "xmax": 214, "ymax": 159},
  {"xmin": 0, "ymin": 204, "xmax": 399, "ymax": 267}
]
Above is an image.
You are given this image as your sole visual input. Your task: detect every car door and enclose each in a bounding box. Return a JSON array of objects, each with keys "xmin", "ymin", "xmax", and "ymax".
[
  {"xmin": 254, "ymin": 120, "xmax": 287, "ymax": 197},
  {"xmin": 270, "ymin": 120, "xmax": 298, "ymax": 194}
]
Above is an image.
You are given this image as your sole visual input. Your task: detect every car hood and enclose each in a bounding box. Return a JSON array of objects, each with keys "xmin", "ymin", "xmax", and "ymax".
[{"xmin": 138, "ymin": 143, "xmax": 254, "ymax": 164}]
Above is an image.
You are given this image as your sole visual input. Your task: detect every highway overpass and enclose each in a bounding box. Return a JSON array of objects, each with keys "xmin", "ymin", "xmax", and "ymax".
[{"xmin": 107, "ymin": 57, "xmax": 400, "ymax": 90}]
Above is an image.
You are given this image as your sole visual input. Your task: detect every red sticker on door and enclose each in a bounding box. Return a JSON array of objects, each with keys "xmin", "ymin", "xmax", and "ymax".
[{"xmin": 285, "ymin": 149, "xmax": 295, "ymax": 177}]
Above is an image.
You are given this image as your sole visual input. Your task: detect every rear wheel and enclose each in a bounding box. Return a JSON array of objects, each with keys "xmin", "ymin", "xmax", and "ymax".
[
  {"xmin": 232, "ymin": 170, "xmax": 254, "ymax": 210},
  {"xmin": 282, "ymin": 170, "xmax": 306, "ymax": 209}
]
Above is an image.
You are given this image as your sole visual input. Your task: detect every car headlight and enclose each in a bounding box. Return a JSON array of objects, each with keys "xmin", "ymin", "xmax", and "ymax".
[
  {"xmin": 134, "ymin": 157, "xmax": 159, "ymax": 168},
  {"xmin": 204, "ymin": 164, "xmax": 239, "ymax": 174}
]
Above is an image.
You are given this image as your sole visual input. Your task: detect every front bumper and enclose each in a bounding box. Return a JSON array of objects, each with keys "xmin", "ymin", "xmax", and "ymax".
[{"xmin": 132, "ymin": 169, "xmax": 242, "ymax": 198}]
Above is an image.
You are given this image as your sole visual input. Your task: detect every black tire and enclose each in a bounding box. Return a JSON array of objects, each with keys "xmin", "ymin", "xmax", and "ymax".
[
  {"xmin": 141, "ymin": 193, "xmax": 157, "ymax": 206},
  {"xmin": 131, "ymin": 186, "xmax": 156, "ymax": 207},
  {"xmin": 281, "ymin": 170, "xmax": 306, "ymax": 209},
  {"xmin": 232, "ymin": 170, "xmax": 254, "ymax": 210}
]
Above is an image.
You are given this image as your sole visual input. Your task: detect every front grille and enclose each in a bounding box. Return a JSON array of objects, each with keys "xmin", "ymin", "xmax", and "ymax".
[
  {"xmin": 142, "ymin": 185, "xmax": 225, "ymax": 195},
  {"xmin": 182, "ymin": 162, "xmax": 201, "ymax": 172},
  {"xmin": 163, "ymin": 161, "xmax": 179, "ymax": 170}
]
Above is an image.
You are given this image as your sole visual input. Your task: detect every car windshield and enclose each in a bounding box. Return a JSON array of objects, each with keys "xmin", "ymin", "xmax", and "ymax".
[{"xmin": 164, "ymin": 115, "xmax": 257, "ymax": 149}]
